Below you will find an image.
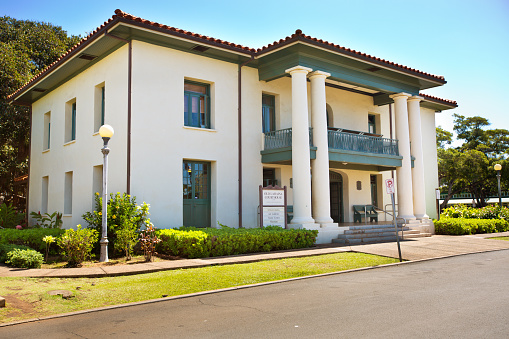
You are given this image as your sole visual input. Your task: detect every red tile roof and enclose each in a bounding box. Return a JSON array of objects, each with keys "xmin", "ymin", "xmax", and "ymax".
[
  {"xmin": 419, "ymin": 93, "xmax": 457, "ymax": 107},
  {"xmin": 8, "ymin": 9, "xmax": 451, "ymax": 103},
  {"xmin": 257, "ymin": 29, "xmax": 446, "ymax": 83}
]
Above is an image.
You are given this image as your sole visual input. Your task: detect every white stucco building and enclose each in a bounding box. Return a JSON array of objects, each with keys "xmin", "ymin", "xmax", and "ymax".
[{"xmin": 9, "ymin": 10, "xmax": 457, "ymax": 243}]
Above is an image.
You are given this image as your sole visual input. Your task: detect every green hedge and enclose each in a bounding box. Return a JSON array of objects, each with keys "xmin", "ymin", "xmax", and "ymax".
[
  {"xmin": 156, "ymin": 226, "xmax": 318, "ymax": 259},
  {"xmin": 435, "ymin": 218, "xmax": 509, "ymax": 235},
  {"xmin": 0, "ymin": 228, "xmax": 65, "ymax": 253},
  {"xmin": 441, "ymin": 204, "xmax": 509, "ymax": 220}
]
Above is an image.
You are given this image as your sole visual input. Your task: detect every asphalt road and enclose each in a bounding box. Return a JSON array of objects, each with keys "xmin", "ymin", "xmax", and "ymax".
[{"xmin": 2, "ymin": 250, "xmax": 508, "ymax": 338}]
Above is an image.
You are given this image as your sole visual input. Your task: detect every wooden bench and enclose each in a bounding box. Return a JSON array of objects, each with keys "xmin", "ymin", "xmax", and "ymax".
[{"xmin": 353, "ymin": 205, "xmax": 378, "ymax": 223}]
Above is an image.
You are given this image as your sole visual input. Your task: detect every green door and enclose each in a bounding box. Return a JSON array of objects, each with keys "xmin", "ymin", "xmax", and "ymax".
[{"xmin": 183, "ymin": 161, "xmax": 211, "ymax": 227}]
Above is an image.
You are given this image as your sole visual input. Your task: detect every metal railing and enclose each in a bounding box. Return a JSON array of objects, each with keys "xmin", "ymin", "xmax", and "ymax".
[
  {"xmin": 440, "ymin": 191, "xmax": 509, "ymax": 200},
  {"xmin": 263, "ymin": 128, "xmax": 314, "ymax": 150},
  {"xmin": 328, "ymin": 129, "xmax": 399, "ymax": 156}
]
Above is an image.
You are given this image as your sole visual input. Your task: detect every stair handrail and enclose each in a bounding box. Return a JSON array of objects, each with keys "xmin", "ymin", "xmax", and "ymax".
[{"xmin": 368, "ymin": 204, "xmax": 408, "ymax": 239}]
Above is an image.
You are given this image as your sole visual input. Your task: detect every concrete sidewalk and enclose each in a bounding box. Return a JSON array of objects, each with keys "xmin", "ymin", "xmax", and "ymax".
[{"xmin": 1, "ymin": 233, "xmax": 508, "ymax": 278}]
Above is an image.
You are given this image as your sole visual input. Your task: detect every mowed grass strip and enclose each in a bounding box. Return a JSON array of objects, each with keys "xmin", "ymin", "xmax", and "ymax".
[
  {"xmin": 0, "ymin": 252, "xmax": 398, "ymax": 324},
  {"xmin": 489, "ymin": 236, "xmax": 509, "ymax": 241}
]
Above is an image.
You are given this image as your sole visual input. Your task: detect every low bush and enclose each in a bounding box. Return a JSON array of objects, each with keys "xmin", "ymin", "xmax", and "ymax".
[
  {"xmin": 0, "ymin": 228, "xmax": 65, "ymax": 253},
  {"xmin": 435, "ymin": 218, "xmax": 509, "ymax": 235},
  {"xmin": 156, "ymin": 226, "xmax": 318, "ymax": 259},
  {"xmin": 5, "ymin": 248, "xmax": 44, "ymax": 269},
  {"xmin": 57, "ymin": 225, "xmax": 98, "ymax": 267},
  {"xmin": 0, "ymin": 244, "xmax": 32, "ymax": 263}
]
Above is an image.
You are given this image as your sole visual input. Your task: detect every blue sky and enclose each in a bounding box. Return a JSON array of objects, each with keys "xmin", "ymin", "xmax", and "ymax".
[{"xmin": 2, "ymin": 0, "xmax": 508, "ymax": 143}]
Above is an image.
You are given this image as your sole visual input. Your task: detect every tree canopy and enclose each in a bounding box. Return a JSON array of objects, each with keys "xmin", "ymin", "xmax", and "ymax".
[
  {"xmin": 437, "ymin": 114, "xmax": 509, "ymax": 208},
  {"xmin": 0, "ymin": 16, "xmax": 80, "ymax": 209}
]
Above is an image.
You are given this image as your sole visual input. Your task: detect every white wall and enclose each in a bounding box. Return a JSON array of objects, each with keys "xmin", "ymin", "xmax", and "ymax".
[{"xmin": 29, "ymin": 46, "xmax": 129, "ymax": 228}]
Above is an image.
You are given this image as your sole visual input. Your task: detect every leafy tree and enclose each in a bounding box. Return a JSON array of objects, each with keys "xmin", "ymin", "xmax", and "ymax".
[
  {"xmin": 436, "ymin": 126, "xmax": 453, "ymax": 149},
  {"xmin": 453, "ymin": 113, "xmax": 490, "ymax": 151},
  {"xmin": 0, "ymin": 16, "xmax": 80, "ymax": 209}
]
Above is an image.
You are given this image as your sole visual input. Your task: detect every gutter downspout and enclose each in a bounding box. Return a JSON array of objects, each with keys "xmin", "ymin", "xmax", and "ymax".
[
  {"xmin": 26, "ymin": 106, "xmax": 32, "ymax": 222},
  {"xmin": 105, "ymin": 32, "xmax": 132, "ymax": 194},
  {"xmin": 238, "ymin": 56, "xmax": 255, "ymax": 228}
]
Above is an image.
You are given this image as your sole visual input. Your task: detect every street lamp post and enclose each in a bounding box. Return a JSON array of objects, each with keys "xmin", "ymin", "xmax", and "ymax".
[
  {"xmin": 494, "ymin": 164, "xmax": 502, "ymax": 208},
  {"xmin": 99, "ymin": 125, "xmax": 114, "ymax": 262}
]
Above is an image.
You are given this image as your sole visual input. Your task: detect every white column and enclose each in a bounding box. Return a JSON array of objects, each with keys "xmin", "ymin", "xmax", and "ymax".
[
  {"xmin": 309, "ymin": 70, "xmax": 334, "ymax": 224},
  {"xmin": 285, "ymin": 65, "xmax": 314, "ymax": 224},
  {"xmin": 390, "ymin": 93, "xmax": 415, "ymax": 220},
  {"xmin": 408, "ymin": 96, "xmax": 429, "ymax": 219}
]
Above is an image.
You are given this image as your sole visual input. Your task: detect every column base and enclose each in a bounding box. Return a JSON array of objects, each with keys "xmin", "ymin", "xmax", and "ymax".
[
  {"xmin": 397, "ymin": 214, "xmax": 417, "ymax": 222},
  {"xmin": 415, "ymin": 213, "xmax": 429, "ymax": 220},
  {"xmin": 314, "ymin": 216, "xmax": 334, "ymax": 224},
  {"xmin": 290, "ymin": 216, "xmax": 315, "ymax": 224}
]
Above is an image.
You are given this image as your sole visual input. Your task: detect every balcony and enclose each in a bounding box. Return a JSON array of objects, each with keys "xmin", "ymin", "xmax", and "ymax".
[{"xmin": 261, "ymin": 127, "xmax": 404, "ymax": 170}]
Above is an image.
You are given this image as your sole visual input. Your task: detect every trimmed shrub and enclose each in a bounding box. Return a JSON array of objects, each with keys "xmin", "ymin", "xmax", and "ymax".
[
  {"xmin": 57, "ymin": 225, "xmax": 98, "ymax": 267},
  {"xmin": 435, "ymin": 218, "xmax": 509, "ymax": 235},
  {"xmin": 0, "ymin": 244, "xmax": 31, "ymax": 263},
  {"xmin": 0, "ymin": 228, "xmax": 65, "ymax": 253},
  {"xmin": 5, "ymin": 248, "xmax": 43, "ymax": 269},
  {"xmin": 441, "ymin": 204, "xmax": 509, "ymax": 220},
  {"xmin": 156, "ymin": 226, "xmax": 318, "ymax": 259}
]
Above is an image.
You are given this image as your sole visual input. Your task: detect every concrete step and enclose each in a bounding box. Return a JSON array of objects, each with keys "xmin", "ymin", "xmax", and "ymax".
[
  {"xmin": 343, "ymin": 231, "xmax": 399, "ymax": 239},
  {"xmin": 345, "ymin": 228, "xmax": 408, "ymax": 235},
  {"xmin": 333, "ymin": 235, "xmax": 399, "ymax": 245},
  {"xmin": 348, "ymin": 224, "xmax": 405, "ymax": 231},
  {"xmin": 402, "ymin": 232, "xmax": 432, "ymax": 239}
]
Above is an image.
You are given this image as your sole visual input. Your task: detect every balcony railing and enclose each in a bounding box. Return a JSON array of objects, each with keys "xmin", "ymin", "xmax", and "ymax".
[
  {"xmin": 328, "ymin": 129, "xmax": 399, "ymax": 156},
  {"xmin": 263, "ymin": 127, "xmax": 399, "ymax": 157},
  {"xmin": 264, "ymin": 128, "xmax": 314, "ymax": 150}
]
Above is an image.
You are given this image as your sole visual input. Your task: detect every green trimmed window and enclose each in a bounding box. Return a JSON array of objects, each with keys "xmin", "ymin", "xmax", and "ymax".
[
  {"xmin": 262, "ymin": 94, "xmax": 275, "ymax": 133},
  {"xmin": 184, "ymin": 81, "xmax": 210, "ymax": 128},
  {"xmin": 71, "ymin": 102, "xmax": 76, "ymax": 140}
]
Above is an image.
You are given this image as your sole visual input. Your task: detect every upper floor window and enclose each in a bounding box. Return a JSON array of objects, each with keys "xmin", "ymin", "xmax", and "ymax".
[
  {"xmin": 43, "ymin": 112, "xmax": 51, "ymax": 151},
  {"xmin": 184, "ymin": 81, "xmax": 209, "ymax": 128},
  {"xmin": 65, "ymin": 99, "xmax": 77, "ymax": 143},
  {"xmin": 262, "ymin": 94, "xmax": 275, "ymax": 133},
  {"xmin": 368, "ymin": 114, "xmax": 376, "ymax": 134},
  {"xmin": 94, "ymin": 83, "xmax": 105, "ymax": 132}
]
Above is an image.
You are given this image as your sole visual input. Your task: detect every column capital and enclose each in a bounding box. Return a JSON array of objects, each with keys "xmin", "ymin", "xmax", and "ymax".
[
  {"xmin": 309, "ymin": 70, "xmax": 331, "ymax": 80},
  {"xmin": 285, "ymin": 65, "xmax": 313, "ymax": 75},
  {"xmin": 408, "ymin": 95, "xmax": 424, "ymax": 103},
  {"xmin": 389, "ymin": 92, "xmax": 411, "ymax": 101}
]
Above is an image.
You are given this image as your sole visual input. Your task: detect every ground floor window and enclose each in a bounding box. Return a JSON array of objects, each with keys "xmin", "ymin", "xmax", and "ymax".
[{"xmin": 183, "ymin": 161, "xmax": 211, "ymax": 227}]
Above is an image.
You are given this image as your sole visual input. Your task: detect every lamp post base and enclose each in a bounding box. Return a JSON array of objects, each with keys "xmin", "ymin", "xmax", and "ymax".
[{"xmin": 99, "ymin": 238, "xmax": 109, "ymax": 262}]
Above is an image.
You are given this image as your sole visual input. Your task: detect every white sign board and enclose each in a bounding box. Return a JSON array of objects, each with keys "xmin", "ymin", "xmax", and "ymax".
[
  {"xmin": 262, "ymin": 190, "xmax": 285, "ymax": 206},
  {"xmin": 385, "ymin": 178, "xmax": 395, "ymax": 194},
  {"xmin": 262, "ymin": 207, "xmax": 285, "ymax": 228}
]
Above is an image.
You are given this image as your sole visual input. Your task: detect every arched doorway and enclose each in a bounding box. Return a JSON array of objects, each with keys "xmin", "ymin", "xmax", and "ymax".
[{"xmin": 330, "ymin": 171, "xmax": 344, "ymax": 223}]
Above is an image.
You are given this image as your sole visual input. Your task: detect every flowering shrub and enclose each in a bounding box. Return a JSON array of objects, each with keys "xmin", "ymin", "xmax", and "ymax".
[
  {"xmin": 57, "ymin": 225, "xmax": 98, "ymax": 267},
  {"xmin": 82, "ymin": 192, "xmax": 150, "ymax": 257},
  {"xmin": 42, "ymin": 235, "xmax": 56, "ymax": 261},
  {"xmin": 140, "ymin": 224, "xmax": 160, "ymax": 262},
  {"xmin": 0, "ymin": 203, "xmax": 25, "ymax": 229}
]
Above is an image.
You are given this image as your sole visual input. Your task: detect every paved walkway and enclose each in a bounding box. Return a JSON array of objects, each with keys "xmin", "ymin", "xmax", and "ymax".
[{"xmin": 1, "ymin": 232, "xmax": 508, "ymax": 278}]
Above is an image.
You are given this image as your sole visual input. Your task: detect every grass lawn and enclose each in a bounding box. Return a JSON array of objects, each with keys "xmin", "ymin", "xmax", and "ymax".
[
  {"xmin": 488, "ymin": 236, "xmax": 509, "ymax": 241},
  {"xmin": 0, "ymin": 252, "xmax": 397, "ymax": 324}
]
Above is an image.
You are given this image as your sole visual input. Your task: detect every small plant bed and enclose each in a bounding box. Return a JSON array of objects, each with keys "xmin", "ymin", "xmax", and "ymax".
[
  {"xmin": 0, "ymin": 252, "xmax": 397, "ymax": 324},
  {"xmin": 40, "ymin": 255, "xmax": 165, "ymax": 269}
]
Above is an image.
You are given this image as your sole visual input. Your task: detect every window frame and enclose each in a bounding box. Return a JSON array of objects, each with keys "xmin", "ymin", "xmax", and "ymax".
[
  {"xmin": 262, "ymin": 94, "xmax": 276, "ymax": 133},
  {"xmin": 184, "ymin": 80, "xmax": 210, "ymax": 129},
  {"xmin": 368, "ymin": 114, "xmax": 376, "ymax": 134}
]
